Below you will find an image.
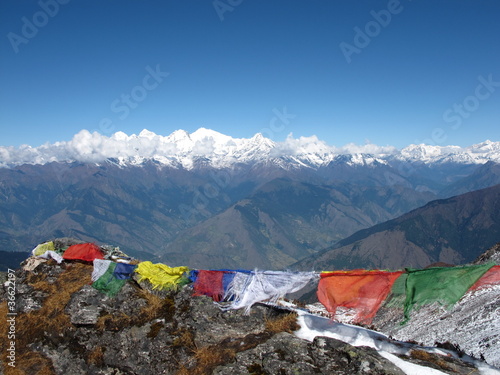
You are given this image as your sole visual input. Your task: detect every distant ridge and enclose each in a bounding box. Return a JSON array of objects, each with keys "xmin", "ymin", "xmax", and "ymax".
[{"xmin": 294, "ymin": 183, "xmax": 500, "ymax": 270}]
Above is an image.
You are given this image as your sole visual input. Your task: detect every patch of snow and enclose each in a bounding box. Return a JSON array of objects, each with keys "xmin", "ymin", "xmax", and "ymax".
[
  {"xmin": 294, "ymin": 310, "xmax": 500, "ymax": 375},
  {"xmin": 378, "ymin": 351, "xmax": 448, "ymax": 375}
]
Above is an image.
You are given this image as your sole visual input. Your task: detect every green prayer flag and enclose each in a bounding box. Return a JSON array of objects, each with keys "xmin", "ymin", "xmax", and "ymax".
[
  {"xmin": 403, "ymin": 263, "xmax": 494, "ymax": 324},
  {"xmin": 92, "ymin": 262, "xmax": 127, "ymax": 297}
]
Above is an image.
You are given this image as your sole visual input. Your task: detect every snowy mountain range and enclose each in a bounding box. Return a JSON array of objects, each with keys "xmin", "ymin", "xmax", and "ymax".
[
  {"xmin": 1, "ymin": 128, "xmax": 500, "ymax": 270},
  {"xmin": 1, "ymin": 128, "xmax": 500, "ymax": 169}
]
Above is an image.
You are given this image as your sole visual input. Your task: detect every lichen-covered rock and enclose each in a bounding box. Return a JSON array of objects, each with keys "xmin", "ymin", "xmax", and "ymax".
[
  {"xmin": 310, "ymin": 336, "xmax": 405, "ymax": 375},
  {"xmin": 213, "ymin": 333, "xmax": 405, "ymax": 375},
  {"xmin": 65, "ymin": 285, "xmax": 104, "ymax": 325}
]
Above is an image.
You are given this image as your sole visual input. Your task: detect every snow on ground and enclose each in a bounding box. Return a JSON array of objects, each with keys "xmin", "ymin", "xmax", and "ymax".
[
  {"xmin": 294, "ymin": 310, "xmax": 500, "ymax": 375},
  {"xmin": 378, "ymin": 352, "xmax": 448, "ymax": 375}
]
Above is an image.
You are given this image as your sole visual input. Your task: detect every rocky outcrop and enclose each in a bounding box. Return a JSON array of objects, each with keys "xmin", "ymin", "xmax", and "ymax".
[
  {"xmin": 214, "ymin": 333, "xmax": 405, "ymax": 375},
  {"xmin": 474, "ymin": 242, "xmax": 500, "ymax": 264},
  {"xmin": 1, "ymin": 259, "xmax": 496, "ymax": 374}
]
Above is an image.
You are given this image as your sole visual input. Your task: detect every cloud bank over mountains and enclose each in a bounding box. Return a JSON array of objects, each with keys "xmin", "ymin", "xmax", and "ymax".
[{"xmin": 0, "ymin": 128, "xmax": 499, "ymax": 168}]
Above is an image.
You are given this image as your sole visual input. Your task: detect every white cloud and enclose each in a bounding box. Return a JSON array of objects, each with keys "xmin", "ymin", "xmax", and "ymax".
[
  {"xmin": 339, "ymin": 142, "xmax": 397, "ymax": 156},
  {"xmin": 272, "ymin": 133, "xmax": 334, "ymax": 157},
  {"xmin": 193, "ymin": 138, "xmax": 216, "ymax": 156},
  {"xmin": 0, "ymin": 128, "xmax": 497, "ymax": 168}
]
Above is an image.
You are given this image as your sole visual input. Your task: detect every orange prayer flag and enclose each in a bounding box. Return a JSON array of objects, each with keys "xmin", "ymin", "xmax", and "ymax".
[{"xmin": 317, "ymin": 270, "xmax": 403, "ymax": 325}]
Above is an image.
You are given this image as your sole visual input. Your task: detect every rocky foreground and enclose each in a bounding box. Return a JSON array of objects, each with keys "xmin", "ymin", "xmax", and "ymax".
[{"xmin": 1, "ymin": 258, "xmax": 499, "ymax": 375}]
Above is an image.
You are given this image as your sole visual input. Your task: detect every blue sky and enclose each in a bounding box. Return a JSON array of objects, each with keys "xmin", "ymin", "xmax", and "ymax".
[{"xmin": 1, "ymin": 0, "xmax": 499, "ymax": 148}]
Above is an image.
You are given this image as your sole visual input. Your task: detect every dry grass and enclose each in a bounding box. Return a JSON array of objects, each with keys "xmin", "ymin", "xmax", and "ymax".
[
  {"xmin": 21, "ymin": 263, "xmax": 92, "ymax": 335},
  {"xmin": 172, "ymin": 330, "xmax": 237, "ymax": 375},
  {"xmin": 265, "ymin": 312, "xmax": 300, "ymax": 334},
  {"xmin": 25, "ymin": 270, "xmax": 48, "ymax": 285},
  {"xmin": 0, "ymin": 300, "xmax": 8, "ymax": 318},
  {"xmin": 135, "ymin": 288, "xmax": 168, "ymax": 321},
  {"xmin": 172, "ymin": 313, "xmax": 299, "ymax": 374},
  {"xmin": 175, "ymin": 366, "xmax": 191, "ymax": 375},
  {"xmin": 96, "ymin": 287, "xmax": 176, "ymax": 333},
  {"xmin": 96, "ymin": 311, "xmax": 133, "ymax": 332},
  {"xmin": 172, "ymin": 328, "xmax": 196, "ymax": 350},
  {"xmin": 87, "ymin": 346, "xmax": 105, "ymax": 367},
  {"xmin": 0, "ymin": 262, "xmax": 92, "ymax": 375},
  {"xmin": 410, "ymin": 349, "xmax": 454, "ymax": 372},
  {"xmin": 7, "ymin": 352, "xmax": 55, "ymax": 375},
  {"xmin": 194, "ymin": 346, "xmax": 236, "ymax": 369}
]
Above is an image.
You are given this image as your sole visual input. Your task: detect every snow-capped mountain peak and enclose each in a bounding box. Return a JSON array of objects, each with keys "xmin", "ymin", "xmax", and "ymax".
[
  {"xmin": 0, "ymin": 128, "xmax": 499, "ymax": 169},
  {"xmin": 397, "ymin": 142, "xmax": 500, "ymax": 164}
]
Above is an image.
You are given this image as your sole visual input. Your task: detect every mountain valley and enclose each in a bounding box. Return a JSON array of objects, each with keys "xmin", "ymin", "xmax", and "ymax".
[{"xmin": 1, "ymin": 129, "xmax": 500, "ymax": 270}]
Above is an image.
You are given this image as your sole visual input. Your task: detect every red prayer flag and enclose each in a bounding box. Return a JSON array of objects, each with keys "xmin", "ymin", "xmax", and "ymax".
[
  {"xmin": 62, "ymin": 243, "xmax": 104, "ymax": 262},
  {"xmin": 193, "ymin": 270, "xmax": 225, "ymax": 302},
  {"xmin": 468, "ymin": 265, "xmax": 500, "ymax": 291},
  {"xmin": 317, "ymin": 270, "xmax": 403, "ymax": 325}
]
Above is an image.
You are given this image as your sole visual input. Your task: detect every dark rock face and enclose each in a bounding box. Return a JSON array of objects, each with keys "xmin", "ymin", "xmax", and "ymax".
[{"xmin": 0, "ymin": 260, "xmax": 493, "ymax": 374}]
